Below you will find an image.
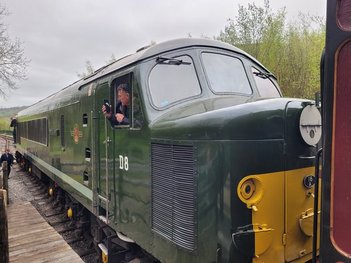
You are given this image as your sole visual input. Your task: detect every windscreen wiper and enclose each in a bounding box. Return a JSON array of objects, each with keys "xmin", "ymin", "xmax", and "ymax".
[
  {"xmin": 156, "ymin": 56, "xmax": 191, "ymax": 65},
  {"xmin": 254, "ymin": 71, "xmax": 275, "ymax": 79}
]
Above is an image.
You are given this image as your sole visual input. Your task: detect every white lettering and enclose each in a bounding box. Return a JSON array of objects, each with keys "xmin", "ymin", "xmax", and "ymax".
[
  {"xmin": 124, "ymin": 156, "xmax": 129, "ymax": 171},
  {"xmin": 119, "ymin": 155, "xmax": 124, "ymax": 170},
  {"xmin": 119, "ymin": 155, "xmax": 129, "ymax": 171}
]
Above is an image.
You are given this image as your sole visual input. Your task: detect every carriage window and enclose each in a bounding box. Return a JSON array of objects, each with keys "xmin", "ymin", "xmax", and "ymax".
[
  {"xmin": 202, "ymin": 52, "xmax": 252, "ymax": 95},
  {"xmin": 149, "ymin": 55, "xmax": 201, "ymax": 108},
  {"xmin": 252, "ymin": 67, "xmax": 281, "ymax": 98},
  {"xmin": 20, "ymin": 118, "xmax": 48, "ymax": 145}
]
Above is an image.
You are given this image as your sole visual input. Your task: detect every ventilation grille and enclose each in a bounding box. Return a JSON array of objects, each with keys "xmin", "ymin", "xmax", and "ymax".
[{"xmin": 151, "ymin": 143, "xmax": 197, "ymax": 251}]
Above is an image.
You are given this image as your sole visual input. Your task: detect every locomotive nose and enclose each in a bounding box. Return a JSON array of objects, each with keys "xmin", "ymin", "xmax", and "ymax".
[{"xmin": 232, "ymin": 101, "xmax": 321, "ymax": 262}]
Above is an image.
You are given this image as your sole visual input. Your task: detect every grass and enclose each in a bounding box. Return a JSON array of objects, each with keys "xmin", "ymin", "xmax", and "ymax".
[
  {"xmin": 0, "ymin": 117, "xmax": 10, "ymax": 131},
  {"xmin": 0, "ymin": 106, "xmax": 27, "ymax": 132}
]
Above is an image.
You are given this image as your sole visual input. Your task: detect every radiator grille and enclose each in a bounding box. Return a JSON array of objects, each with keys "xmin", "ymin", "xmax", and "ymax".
[{"xmin": 151, "ymin": 143, "xmax": 197, "ymax": 251}]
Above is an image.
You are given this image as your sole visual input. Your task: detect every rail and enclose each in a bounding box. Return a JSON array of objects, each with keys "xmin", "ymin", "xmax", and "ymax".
[
  {"xmin": 0, "ymin": 134, "xmax": 12, "ymax": 150},
  {"xmin": 0, "ymin": 131, "xmax": 11, "ymax": 136}
]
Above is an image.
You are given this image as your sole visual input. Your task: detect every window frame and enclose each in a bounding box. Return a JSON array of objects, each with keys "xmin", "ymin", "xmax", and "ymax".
[
  {"xmin": 19, "ymin": 117, "xmax": 48, "ymax": 146},
  {"xmin": 200, "ymin": 51, "xmax": 253, "ymax": 96},
  {"xmin": 251, "ymin": 66, "xmax": 282, "ymax": 98},
  {"xmin": 147, "ymin": 53, "xmax": 202, "ymax": 110},
  {"xmin": 109, "ymin": 72, "xmax": 144, "ymax": 130}
]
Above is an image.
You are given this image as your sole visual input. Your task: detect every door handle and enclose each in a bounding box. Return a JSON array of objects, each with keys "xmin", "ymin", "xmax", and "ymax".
[{"xmin": 103, "ymin": 137, "xmax": 112, "ymax": 145}]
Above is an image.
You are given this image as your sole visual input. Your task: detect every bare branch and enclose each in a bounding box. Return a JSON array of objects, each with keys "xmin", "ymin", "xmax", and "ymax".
[{"xmin": 0, "ymin": 4, "xmax": 29, "ymax": 98}]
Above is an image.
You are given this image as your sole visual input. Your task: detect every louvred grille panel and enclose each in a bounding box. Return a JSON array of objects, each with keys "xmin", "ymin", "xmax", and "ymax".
[{"xmin": 151, "ymin": 143, "xmax": 197, "ymax": 251}]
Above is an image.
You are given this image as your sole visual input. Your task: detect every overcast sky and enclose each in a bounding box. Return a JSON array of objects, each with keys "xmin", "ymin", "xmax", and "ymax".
[{"xmin": 1, "ymin": 0, "xmax": 326, "ymax": 107}]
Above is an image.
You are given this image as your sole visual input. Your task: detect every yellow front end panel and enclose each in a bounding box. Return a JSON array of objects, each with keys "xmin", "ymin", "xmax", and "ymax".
[
  {"xmin": 285, "ymin": 167, "xmax": 319, "ymax": 262},
  {"xmin": 238, "ymin": 167, "xmax": 320, "ymax": 263},
  {"xmin": 238, "ymin": 171, "xmax": 285, "ymax": 263}
]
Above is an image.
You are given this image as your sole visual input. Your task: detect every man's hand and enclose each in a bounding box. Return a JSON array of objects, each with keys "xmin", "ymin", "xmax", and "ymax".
[
  {"xmin": 102, "ymin": 105, "xmax": 112, "ymax": 118},
  {"xmin": 116, "ymin": 113, "xmax": 125, "ymax": 123}
]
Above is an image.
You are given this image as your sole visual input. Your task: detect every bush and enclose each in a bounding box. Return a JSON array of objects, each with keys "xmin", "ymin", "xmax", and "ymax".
[{"xmin": 217, "ymin": 0, "xmax": 325, "ymax": 99}]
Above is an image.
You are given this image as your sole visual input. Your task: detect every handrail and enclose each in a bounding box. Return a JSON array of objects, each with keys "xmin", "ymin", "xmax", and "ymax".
[{"xmin": 312, "ymin": 148, "xmax": 323, "ymax": 263}]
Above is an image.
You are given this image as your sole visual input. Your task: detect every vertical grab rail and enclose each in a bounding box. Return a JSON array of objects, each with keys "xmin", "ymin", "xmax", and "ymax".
[
  {"xmin": 103, "ymin": 117, "xmax": 109, "ymax": 223},
  {"xmin": 312, "ymin": 148, "xmax": 323, "ymax": 263}
]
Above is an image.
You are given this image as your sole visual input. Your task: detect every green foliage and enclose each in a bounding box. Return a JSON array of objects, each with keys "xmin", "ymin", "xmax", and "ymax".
[
  {"xmin": 0, "ymin": 117, "xmax": 10, "ymax": 131},
  {"xmin": 0, "ymin": 106, "xmax": 26, "ymax": 131},
  {"xmin": 218, "ymin": 0, "xmax": 325, "ymax": 99},
  {"xmin": 0, "ymin": 106, "xmax": 27, "ymax": 118},
  {"xmin": 77, "ymin": 60, "xmax": 95, "ymax": 78}
]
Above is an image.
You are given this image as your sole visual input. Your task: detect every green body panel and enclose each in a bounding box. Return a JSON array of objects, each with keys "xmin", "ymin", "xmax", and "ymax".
[
  {"xmin": 146, "ymin": 98, "xmax": 315, "ymax": 263},
  {"xmin": 16, "ymin": 90, "xmax": 95, "ymax": 209},
  {"xmin": 15, "ymin": 39, "xmax": 317, "ymax": 263}
]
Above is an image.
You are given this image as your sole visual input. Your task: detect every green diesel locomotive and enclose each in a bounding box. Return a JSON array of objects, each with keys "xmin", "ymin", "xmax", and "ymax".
[{"xmin": 15, "ymin": 38, "xmax": 321, "ymax": 263}]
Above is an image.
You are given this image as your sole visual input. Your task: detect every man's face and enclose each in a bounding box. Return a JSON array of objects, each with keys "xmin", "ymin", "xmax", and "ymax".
[{"xmin": 117, "ymin": 90, "xmax": 129, "ymax": 106}]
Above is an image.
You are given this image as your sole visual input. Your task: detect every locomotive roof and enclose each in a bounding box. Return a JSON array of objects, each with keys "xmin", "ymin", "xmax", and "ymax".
[
  {"xmin": 79, "ymin": 38, "xmax": 268, "ymax": 85},
  {"xmin": 18, "ymin": 38, "xmax": 269, "ymax": 117}
]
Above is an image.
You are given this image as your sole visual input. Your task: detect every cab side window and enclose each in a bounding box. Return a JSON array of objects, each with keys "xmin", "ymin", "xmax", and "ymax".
[
  {"xmin": 252, "ymin": 67, "xmax": 281, "ymax": 98},
  {"xmin": 105, "ymin": 73, "xmax": 144, "ymax": 129},
  {"xmin": 102, "ymin": 74, "xmax": 130, "ymax": 128},
  {"xmin": 131, "ymin": 82, "xmax": 144, "ymax": 129},
  {"xmin": 114, "ymin": 83, "xmax": 130, "ymax": 126}
]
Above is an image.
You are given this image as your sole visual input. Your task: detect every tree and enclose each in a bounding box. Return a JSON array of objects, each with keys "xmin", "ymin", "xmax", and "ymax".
[
  {"xmin": 106, "ymin": 54, "xmax": 116, "ymax": 64},
  {"xmin": 76, "ymin": 60, "xmax": 95, "ymax": 78},
  {"xmin": 218, "ymin": 0, "xmax": 325, "ymax": 99},
  {"xmin": 0, "ymin": 5, "xmax": 28, "ymax": 98},
  {"xmin": 218, "ymin": 0, "xmax": 286, "ymax": 58}
]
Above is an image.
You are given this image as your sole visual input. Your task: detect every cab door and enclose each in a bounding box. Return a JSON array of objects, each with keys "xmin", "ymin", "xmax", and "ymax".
[
  {"xmin": 93, "ymin": 80, "xmax": 114, "ymax": 223},
  {"xmin": 108, "ymin": 72, "xmax": 148, "ymax": 233},
  {"xmin": 108, "ymin": 73, "xmax": 132, "ymax": 224}
]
